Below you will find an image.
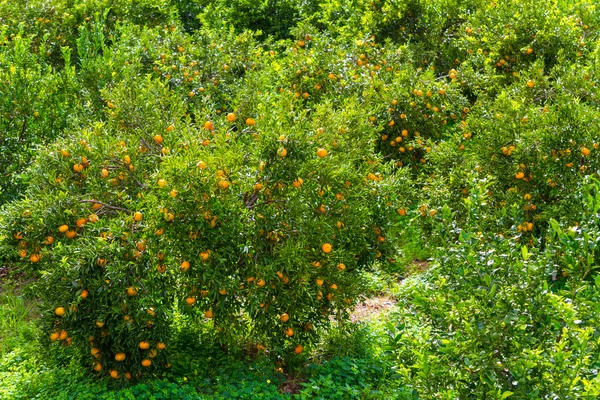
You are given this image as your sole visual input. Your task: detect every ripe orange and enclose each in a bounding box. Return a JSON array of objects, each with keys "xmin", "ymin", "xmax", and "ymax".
[
  {"xmin": 317, "ymin": 148, "xmax": 328, "ymax": 158},
  {"xmin": 156, "ymin": 264, "xmax": 166, "ymax": 273},
  {"xmin": 526, "ymin": 80, "xmax": 535, "ymax": 88},
  {"xmin": 81, "ymin": 289, "xmax": 89, "ymax": 299},
  {"xmin": 280, "ymin": 313, "xmax": 289, "ymax": 322},
  {"xmin": 95, "ymin": 321, "xmax": 105, "ymax": 328},
  {"xmin": 180, "ymin": 261, "xmax": 190, "ymax": 271},
  {"xmin": 185, "ymin": 297, "xmax": 196, "ymax": 305},
  {"xmin": 226, "ymin": 113, "xmax": 236, "ymax": 122},
  {"xmin": 285, "ymin": 327, "xmax": 294, "ymax": 337},
  {"xmin": 154, "ymin": 134, "xmax": 164, "ymax": 144},
  {"xmin": 278, "ymin": 147, "xmax": 288, "ymax": 157},
  {"xmin": 197, "ymin": 160, "xmax": 207, "ymax": 169},
  {"xmin": 127, "ymin": 287, "xmax": 137, "ymax": 296},
  {"xmin": 581, "ymin": 147, "xmax": 591, "ymax": 156},
  {"xmin": 58, "ymin": 330, "xmax": 68, "ymax": 340},
  {"xmin": 322, "ymin": 243, "xmax": 332, "ymax": 253},
  {"xmin": 65, "ymin": 230, "xmax": 77, "ymax": 239},
  {"xmin": 55, "ymin": 306, "xmax": 65, "ymax": 316},
  {"xmin": 133, "ymin": 212, "xmax": 143, "ymax": 221},
  {"xmin": 316, "ymin": 278, "xmax": 324, "ymax": 286},
  {"xmin": 73, "ymin": 163, "xmax": 83, "ymax": 173},
  {"xmin": 337, "ymin": 263, "xmax": 346, "ymax": 271},
  {"xmin": 91, "ymin": 347, "xmax": 101, "ymax": 358},
  {"xmin": 141, "ymin": 359, "xmax": 152, "ymax": 367},
  {"xmin": 148, "ymin": 349, "xmax": 157, "ymax": 358},
  {"xmin": 218, "ymin": 180, "xmax": 230, "ymax": 189},
  {"xmin": 157, "ymin": 342, "xmax": 166, "ymax": 350},
  {"xmin": 50, "ymin": 332, "xmax": 59, "ymax": 341},
  {"xmin": 256, "ymin": 278, "xmax": 266, "ymax": 287},
  {"xmin": 115, "ymin": 352, "xmax": 126, "ymax": 361},
  {"xmin": 30, "ymin": 254, "xmax": 41, "ymax": 263},
  {"xmin": 58, "ymin": 225, "xmax": 69, "ymax": 233},
  {"xmin": 246, "ymin": 118, "xmax": 255, "ymax": 126},
  {"xmin": 294, "ymin": 344, "xmax": 303, "ymax": 354},
  {"xmin": 125, "ymin": 372, "xmax": 132, "ymax": 380},
  {"xmin": 515, "ymin": 172, "xmax": 525, "ymax": 179},
  {"xmin": 157, "ymin": 178, "xmax": 167, "ymax": 187},
  {"xmin": 292, "ymin": 178, "xmax": 303, "ymax": 188},
  {"xmin": 101, "ymin": 168, "xmax": 109, "ymax": 178},
  {"xmin": 204, "ymin": 121, "xmax": 215, "ymax": 131},
  {"xmin": 139, "ymin": 341, "xmax": 150, "ymax": 350},
  {"xmin": 205, "ymin": 310, "xmax": 214, "ymax": 319},
  {"xmin": 397, "ymin": 208, "xmax": 407, "ymax": 216},
  {"xmin": 93, "ymin": 362, "xmax": 102, "ymax": 371}
]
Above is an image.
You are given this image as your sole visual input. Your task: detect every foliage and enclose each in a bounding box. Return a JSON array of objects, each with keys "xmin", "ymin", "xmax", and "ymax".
[{"xmin": 0, "ymin": 0, "xmax": 600, "ymax": 397}]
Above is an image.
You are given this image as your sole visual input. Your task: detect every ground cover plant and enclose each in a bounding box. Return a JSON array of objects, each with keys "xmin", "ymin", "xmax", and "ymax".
[{"xmin": 0, "ymin": 0, "xmax": 599, "ymax": 398}]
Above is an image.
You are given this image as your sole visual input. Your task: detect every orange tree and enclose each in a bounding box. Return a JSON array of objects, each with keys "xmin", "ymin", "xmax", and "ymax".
[{"xmin": 0, "ymin": 25, "xmax": 409, "ymax": 379}]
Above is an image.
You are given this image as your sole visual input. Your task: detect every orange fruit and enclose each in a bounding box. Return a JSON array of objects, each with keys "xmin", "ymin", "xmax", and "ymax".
[
  {"xmin": 205, "ymin": 310, "xmax": 214, "ymax": 319},
  {"xmin": 246, "ymin": 118, "xmax": 255, "ymax": 126},
  {"xmin": 93, "ymin": 362, "xmax": 102, "ymax": 371},
  {"xmin": 180, "ymin": 261, "xmax": 190, "ymax": 271},
  {"xmin": 526, "ymin": 80, "xmax": 535, "ymax": 88},
  {"xmin": 30, "ymin": 254, "xmax": 41, "ymax": 263},
  {"xmin": 285, "ymin": 327, "xmax": 294, "ymax": 337},
  {"xmin": 278, "ymin": 147, "xmax": 288, "ymax": 157},
  {"xmin": 101, "ymin": 169, "xmax": 109, "ymax": 178},
  {"xmin": 185, "ymin": 297, "xmax": 196, "ymax": 305},
  {"xmin": 197, "ymin": 160, "xmax": 207, "ymax": 169},
  {"xmin": 204, "ymin": 121, "xmax": 215, "ymax": 131},
  {"xmin": 317, "ymin": 148, "xmax": 328, "ymax": 158},
  {"xmin": 154, "ymin": 134, "xmax": 164, "ymax": 144},
  {"xmin": 316, "ymin": 278, "xmax": 324, "ymax": 286},
  {"xmin": 65, "ymin": 230, "xmax": 77, "ymax": 239},
  {"xmin": 139, "ymin": 341, "xmax": 150, "ymax": 350},
  {"xmin": 280, "ymin": 313, "xmax": 289, "ymax": 322},
  {"xmin": 141, "ymin": 359, "xmax": 152, "ymax": 367},
  {"xmin": 95, "ymin": 321, "xmax": 105, "ymax": 328},
  {"xmin": 81, "ymin": 289, "xmax": 89, "ymax": 299},
  {"xmin": 337, "ymin": 263, "xmax": 346, "ymax": 271},
  {"xmin": 125, "ymin": 372, "xmax": 132, "ymax": 380},
  {"xmin": 157, "ymin": 342, "xmax": 166, "ymax": 350},
  {"xmin": 58, "ymin": 225, "xmax": 69, "ymax": 233},
  {"xmin": 321, "ymin": 243, "xmax": 332, "ymax": 253},
  {"xmin": 58, "ymin": 330, "xmax": 68, "ymax": 340},
  {"xmin": 91, "ymin": 347, "xmax": 101, "ymax": 358},
  {"xmin": 294, "ymin": 344, "xmax": 303, "ymax": 354},
  {"xmin": 257, "ymin": 278, "xmax": 266, "ymax": 287},
  {"xmin": 156, "ymin": 264, "xmax": 166, "ymax": 273},
  {"xmin": 50, "ymin": 332, "xmax": 59, "ymax": 341},
  {"xmin": 157, "ymin": 179, "xmax": 167, "ymax": 188},
  {"xmin": 127, "ymin": 287, "xmax": 137, "ymax": 296},
  {"xmin": 581, "ymin": 147, "xmax": 591, "ymax": 156},
  {"xmin": 292, "ymin": 178, "xmax": 303, "ymax": 188},
  {"xmin": 218, "ymin": 180, "xmax": 230, "ymax": 189},
  {"xmin": 55, "ymin": 306, "xmax": 65, "ymax": 316},
  {"xmin": 226, "ymin": 113, "xmax": 236, "ymax": 122},
  {"xmin": 73, "ymin": 163, "xmax": 83, "ymax": 173},
  {"xmin": 133, "ymin": 212, "xmax": 143, "ymax": 221},
  {"xmin": 515, "ymin": 172, "xmax": 525, "ymax": 179},
  {"xmin": 397, "ymin": 208, "xmax": 407, "ymax": 216},
  {"xmin": 115, "ymin": 352, "xmax": 126, "ymax": 361}
]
